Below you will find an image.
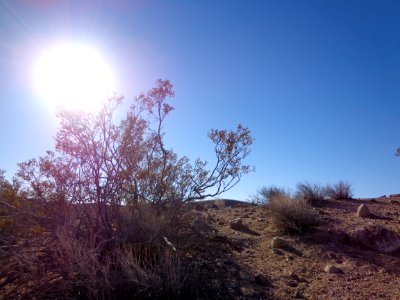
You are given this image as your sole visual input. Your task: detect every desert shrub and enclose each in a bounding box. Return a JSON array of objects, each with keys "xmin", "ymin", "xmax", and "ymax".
[
  {"xmin": 1, "ymin": 80, "xmax": 253, "ymax": 299},
  {"xmin": 54, "ymin": 220, "xmax": 196, "ymax": 300},
  {"xmin": 295, "ymin": 182, "xmax": 328, "ymax": 206},
  {"xmin": 268, "ymin": 194, "xmax": 320, "ymax": 234},
  {"xmin": 251, "ymin": 185, "xmax": 291, "ymax": 204},
  {"xmin": 0, "ymin": 202, "xmax": 198, "ymax": 300},
  {"xmin": 115, "ymin": 243, "xmax": 196, "ymax": 299},
  {"xmin": 327, "ymin": 181, "xmax": 353, "ymax": 200}
]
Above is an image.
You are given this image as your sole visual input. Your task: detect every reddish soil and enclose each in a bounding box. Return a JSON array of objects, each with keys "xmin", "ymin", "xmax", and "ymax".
[
  {"xmin": 3, "ymin": 196, "xmax": 400, "ymax": 299},
  {"xmin": 185, "ymin": 196, "xmax": 400, "ymax": 299}
]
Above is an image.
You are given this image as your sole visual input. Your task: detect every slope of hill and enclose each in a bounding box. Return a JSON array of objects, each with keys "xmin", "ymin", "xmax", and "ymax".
[
  {"xmin": 2, "ymin": 196, "xmax": 400, "ymax": 299},
  {"xmin": 184, "ymin": 196, "xmax": 400, "ymax": 299}
]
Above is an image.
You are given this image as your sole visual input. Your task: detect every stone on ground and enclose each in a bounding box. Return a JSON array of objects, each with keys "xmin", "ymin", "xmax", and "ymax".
[
  {"xmin": 191, "ymin": 217, "xmax": 215, "ymax": 235},
  {"xmin": 229, "ymin": 218, "xmax": 245, "ymax": 230},
  {"xmin": 357, "ymin": 204, "xmax": 370, "ymax": 218},
  {"xmin": 254, "ymin": 274, "xmax": 269, "ymax": 286},
  {"xmin": 352, "ymin": 224, "xmax": 400, "ymax": 253},
  {"xmin": 271, "ymin": 237, "xmax": 290, "ymax": 249},
  {"xmin": 324, "ymin": 264, "xmax": 344, "ymax": 274}
]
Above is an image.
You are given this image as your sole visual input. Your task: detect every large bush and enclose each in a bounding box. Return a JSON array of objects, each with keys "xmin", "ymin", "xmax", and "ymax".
[{"xmin": 0, "ymin": 80, "xmax": 253, "ymax": 299}]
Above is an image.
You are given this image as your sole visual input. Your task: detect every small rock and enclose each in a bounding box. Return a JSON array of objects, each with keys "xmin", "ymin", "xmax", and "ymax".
[
  {"xmin": 271, "ymin": 237, "xmax": 290, "ymax": 249},
  {"xmin": 254, "ymin": 274, "xmax": 269, "ymax": 286},
  {"xmin": 287, "ymin": 280, "xmax": 298, "ymax": 287},
  {"xmin": 356, "ymin": 204, "xmax": 370, "ymax": 218},
  {"xmin": 352, "ymin": 224, "xmax": 400, "ymax": 253},
  {"xmin": 229, "ymin": 218, "xmax": 245, "ymax": 230},
  {"xmin": 191, "ymin": 217, "xmax": 215, "ymax": 235},
  {"xmin": 288, "ymin": 271, "xmax": 300, "ymax": 281},
  {"xmin": 294, "ymin": 291, "xmax": 304, "ymax": 298},
  {"xmin": 272, "ymin": 248, "xmax": 284, "ymax": 255},
  {"xmin": 324, "ymin": 264, "xmax": 344, "ymax": 274}
]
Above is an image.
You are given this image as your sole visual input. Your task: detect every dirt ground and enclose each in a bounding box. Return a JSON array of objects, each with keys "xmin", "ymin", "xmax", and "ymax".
[
  {"xmin": 3, "ymin": 196, "xmax": 400, "ymax": 299},
  {"xmin": 185, "ymin": 196, "xmax": 400, "ymax": 299}
]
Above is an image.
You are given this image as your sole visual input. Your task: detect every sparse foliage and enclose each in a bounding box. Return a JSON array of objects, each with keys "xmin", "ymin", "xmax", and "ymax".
[
  {"xmin": 0, "ymin": 80, "xmax": 253, "ymax": 299},
  {"xmin": 327, "ymin": 181, "xmax": 353, "ymax": 200},
  {"xmin": 14, "ymin": 80, "xmax": 254, "ymax": 238},
  {"xmin": 251, "ymin": 185, "xmax": 290, "ymax": 204},
  {"xmin": 295, "ymin": 182, "xmax": 328, "ymax": 206},
  {"xmin": 268, "ymin": 194, "xmax": 320, "ymax": 234}
]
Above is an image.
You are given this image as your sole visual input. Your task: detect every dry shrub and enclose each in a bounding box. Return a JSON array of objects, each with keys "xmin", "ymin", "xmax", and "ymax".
[
  {"xmin": 50, "ymin": 200, "xmax": 197, "ymax": 300},
  {"xmin": 116, "ymin": 201, "xmax": 182, "ymax": 245},
  {"xmin": 0, "ymin": 200, "xmax": 198, "ymax": 300},
  {"xmin": 295, "ymin": 182, "xmax": 328, "ymax": 206},
  {"xmin": 116, "ymin": 243, "xmax": 195, "ymax": 299},
  {"xmin": 269, "ymin": 194, "xmax": 320, "ymax": 234},
  {"xmin": 251, "ymin": 185, "xmax": 291, "ymax": 204},
  {"xmin": 327, "ymin": 181, "xmax": 353, "ymax": 200},
  {"xmin": 1, "ymin": 79, "xmax": 255, "ymax": 299}
]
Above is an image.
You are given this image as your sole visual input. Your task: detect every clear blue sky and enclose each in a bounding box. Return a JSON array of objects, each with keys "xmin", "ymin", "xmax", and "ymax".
[{"xmin": 0, "ymin": 0, "xmax": 399, "ymax": 200}]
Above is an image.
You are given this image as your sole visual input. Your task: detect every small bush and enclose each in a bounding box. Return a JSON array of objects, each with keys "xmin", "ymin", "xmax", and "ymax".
[
  {"xmin": 0, "ymin": 200, "xmax": 198, "ymax": 300},
  {"xmin": 327, "ymin": 181, "xmax": 353, "ymax": 200},
  {"xmin": 55, "ymin": 227, "xmax": 195, "ymax": 300},
  {"xmin": 251, "ymin": 186, "xmax": 291, "ymax": 204},
  {"xmin": 268, "ymin": 194, "xmax": 320, "ymax": 234},
  {"xmin": 295, "ymin": 182, "xmax": 328, "ymax": 206}
]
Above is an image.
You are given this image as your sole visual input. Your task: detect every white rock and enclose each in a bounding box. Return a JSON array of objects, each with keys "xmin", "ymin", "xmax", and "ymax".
[{"xmin": 357, "ymin": 204, "xmax": 370, "ymax": 218}]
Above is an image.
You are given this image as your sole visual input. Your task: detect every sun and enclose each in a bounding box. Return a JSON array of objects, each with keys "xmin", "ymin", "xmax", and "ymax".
[{"xmin": 34, "ymin": 43, "xmax": 116, "ymax": 112}]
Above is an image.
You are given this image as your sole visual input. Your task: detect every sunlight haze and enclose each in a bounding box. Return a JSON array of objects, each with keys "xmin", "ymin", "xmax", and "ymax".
[
  {"xmin": 33, "ymin": 43, "xmax": 116, "ymax": 112},
  {"xmin": 0, "ymin": 0, "xmax": 399, "ymax": 200}
]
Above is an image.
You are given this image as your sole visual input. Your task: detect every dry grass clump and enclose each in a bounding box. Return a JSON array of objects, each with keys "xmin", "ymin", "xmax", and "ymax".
[
  {"xmin": 295, "ymin": 182, "xmax": 328, "ymax": 206},
  {"xmin": 0, "ymin": 201, "xmax": 200, "ymax": 300},
  {"xmin": 327, "ymin": 181, "xmax": 353, "ymax": 200},
  {"xmin": 251, "ymin": 185, "xmax": 291, "ymax": 204},
  {"xmin": 55, "ymin": 228, "xmax": 195, "ymax": 300},
  {"xmin": 268, "ymin": 194, "xmax": 320, "ymax": 234}
]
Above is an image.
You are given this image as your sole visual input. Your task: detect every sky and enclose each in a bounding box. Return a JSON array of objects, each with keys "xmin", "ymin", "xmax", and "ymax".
[{"xmin": 0, "ymin": 0, "xmax": 399, "ymax": 200}]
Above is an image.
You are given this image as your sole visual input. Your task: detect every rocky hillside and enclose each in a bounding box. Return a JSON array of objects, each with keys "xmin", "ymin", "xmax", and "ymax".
[
  {"xmin": 3, "ymin": 196, "xmax": 400, "ymax": 299},
  {"xmin": 183, "ymin": 195, "xmax": 400, "ymax": 299}
]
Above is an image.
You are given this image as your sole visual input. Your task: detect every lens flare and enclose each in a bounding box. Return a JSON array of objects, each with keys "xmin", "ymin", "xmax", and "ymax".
[{"xmin": 34, "ymin": 43, "xmax": 116, "ymax": 112}]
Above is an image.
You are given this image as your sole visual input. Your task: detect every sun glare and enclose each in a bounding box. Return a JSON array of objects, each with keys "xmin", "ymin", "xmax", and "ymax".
[{"xmin": 34, "ymin": 43, "xmax": 116, "ymax": 112}]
